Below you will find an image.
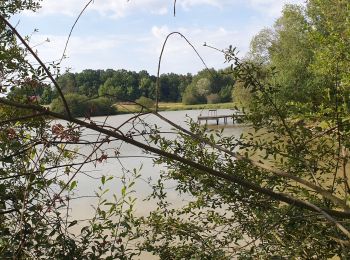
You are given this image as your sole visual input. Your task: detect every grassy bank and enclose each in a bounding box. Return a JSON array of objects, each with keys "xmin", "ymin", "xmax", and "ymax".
[{"xmin": 115, "ymin": 102, "xmax": 236, "ymax": 114}]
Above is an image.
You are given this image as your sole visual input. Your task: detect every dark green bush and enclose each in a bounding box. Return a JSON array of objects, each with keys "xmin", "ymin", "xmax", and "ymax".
[
  {"xmin": 87, "ymin": 97, "xmax": 117, "ymax": 116},
  {"xmin": 51, "ymin": 94, "xmax": 117, "ymax": 117},
  {"xmin": 135, "ymin": 96, "xmax": 155, "ymax": 109}
]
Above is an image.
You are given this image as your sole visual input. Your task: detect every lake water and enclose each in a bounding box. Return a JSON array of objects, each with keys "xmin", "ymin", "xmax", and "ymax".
[{"xmin": 61, "ymin": 109, "xmax": 245, "ymax": 257}]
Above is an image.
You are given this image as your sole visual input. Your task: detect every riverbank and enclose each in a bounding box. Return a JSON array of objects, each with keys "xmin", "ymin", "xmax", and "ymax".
[
  {"xmin": 47, "ymin": 100, "xmax": 238, "ymax": 117},
  {"xmin": 115, "ymin": 102, "xmax": 236, "ymax": 114}
]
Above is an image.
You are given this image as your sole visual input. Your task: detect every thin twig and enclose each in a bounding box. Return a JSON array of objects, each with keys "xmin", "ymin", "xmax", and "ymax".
[
  {"xmin": 1, "ymin": 97, "xmax": 350, "ymax": 219},
  {"xmin": 0, "ymin": 15, "xmax": 72, "ymax": 119},
  {"xmin": 59, "ymin": 0, "xmax": 94, "ymax": 64},
  {"xmin": 173, "ymin": 0, "xmax": 177, "ymax": 16},
  {"xmin": 156, "ymin": 32, "xmax": 210, "ymax": 111}
]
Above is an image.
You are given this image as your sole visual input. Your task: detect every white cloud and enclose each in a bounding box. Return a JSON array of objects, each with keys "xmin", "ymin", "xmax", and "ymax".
[
  {"xmin": 144, "ymin": 24, "xmax": 259, "ymax": 74},
  {"xmin": 179, "ymin": 0, "xmax": 226, "ymax": 10},
  {"xmin": 21, "ymin": 0, "xmax": 307, "ymax": 74},
  {"xmin": 151, "ymin": 25, "xmax": 170, "ymax": 39},
  {"xmin": 29, "ymin": 34, "xmax": 125, "ymax": 71},
  {"xmin": 31, "ymin": 0, "xmax": 171, "ymax": 18},
  {"xmin": 28, "ymin": 24, "xmax": 255, "ymax": 75},
  {"xmin": 26, "ymin": 0, "xmax": 305, "ymax": 19},
  {"xmin": 246, "ymin": 0, "xmax": 306, "ymax": 17},
  {"xmin": 152, "ymin": 6, "xmax": 169, "ymax": 15}
]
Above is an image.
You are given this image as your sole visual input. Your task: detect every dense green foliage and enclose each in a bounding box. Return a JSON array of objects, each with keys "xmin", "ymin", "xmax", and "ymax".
[
  {"xmin": 2, "ymin": 0, "xmax": 350, "ymax": 259},
  {"xmin": 50, "ymin": 93, "xmax": 116, "ymax": 117},
  {"xmin": 137, "ymin": 1, "xmax": 350, "ymax": 258},
  {"xmin": 182, "ymin": 68, "xmax": 234, "ymax": 104},
  {"xmin": 16, "ymin": 68, "xmax": 234, "ymax": 110},
  {"xmin": 242, "ymin": 1, "xmax": 350, "ymax": 111},
  {"xmin": 1, "ymin": 2, "xmax": 139, "ymax": 258},
  {"xmin": 135, "ymin": 96, "xmax": 155, "ymax": 109}
]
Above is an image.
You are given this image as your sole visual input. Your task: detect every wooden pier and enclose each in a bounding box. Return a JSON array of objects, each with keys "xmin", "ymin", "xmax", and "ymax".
[{"xmin": 197, "ymin": 109, "xmax": 244, "ymax": 125}]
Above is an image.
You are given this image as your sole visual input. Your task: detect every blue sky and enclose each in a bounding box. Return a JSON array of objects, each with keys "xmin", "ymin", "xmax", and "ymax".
[{"xmin": 13, "ymin": 0, "xmax": 305, "ymax": 75}]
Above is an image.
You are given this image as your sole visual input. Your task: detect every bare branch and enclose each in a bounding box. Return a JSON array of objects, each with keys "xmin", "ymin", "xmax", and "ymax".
[
  {"xmin": 0, "ymin": 112, "xmax": 46, "ymax": 125},
  {"xmin": 1, "ymin": 97, "xmax": 350, "ymax": 219},
  {"xmin": 152, "ymin": 111, "xmax": 349, "ymax": 210},
  {"xmin": 59, "ymin": 0, "xmax": 94, "ymax": 63},
  {"xmin": 156, "ymin": 32, "xmax": 210, "ymax": 111}
]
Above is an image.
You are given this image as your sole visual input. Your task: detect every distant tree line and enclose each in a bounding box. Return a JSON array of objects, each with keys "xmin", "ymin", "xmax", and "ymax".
[
  {"xmin": 8, "ymin": 69, "xmax": 234, "ymax": 116},
  {"xmin": 7, "ymin": 68, "xmax": 235, "ymax": 116}
]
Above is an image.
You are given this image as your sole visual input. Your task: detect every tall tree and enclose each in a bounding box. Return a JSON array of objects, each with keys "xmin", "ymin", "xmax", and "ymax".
[
  {"xmin": 76, "ymin": 69, "xmax": 103, "ymax": 97},
  {"xmin": 248, "ymin": 5, "xmax": 319, "ymax": 106},
  {"xmin": 307, "ymin": 0, "xmax": 350, "ymax": 108},
  {"xmin": 57, "ymin": 72, "xmax": 77, "ymax": 94}
]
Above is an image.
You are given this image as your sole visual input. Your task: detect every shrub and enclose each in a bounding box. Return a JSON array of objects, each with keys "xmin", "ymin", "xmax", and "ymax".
[
  {"xmin": 87, "ymin": 97, "xmax": 117, "ymax": 116},
  {"xmin": 182, "ymin": 92, "xmax": 198, "ymax": 105},
  {"xmin": 206, "ymin": 93, "xmax": 221, "ymax": 104},
  {"xmin": 51, "ymin": 94, "xmax": 117, "ymax": 117},
  {"xmin": 51, "ymin": 93, "xmax": 89, "ymax": 117},
  {"xmin": 135, "ymin": 96, "xmax": 155, "ymax": 109},
  {"xmin": 182, "ymin": 84, "xmax": 206, "ymax": 105},
  {"xmin": 219, "ymin": 84, "xmax": 233, "ymax": 102},
  {"xmin": 232, "ymin": 81, "xmax": 254, "ymax": 110}
]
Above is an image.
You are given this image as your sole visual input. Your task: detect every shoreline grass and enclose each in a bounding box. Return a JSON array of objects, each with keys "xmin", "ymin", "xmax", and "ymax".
[{"xmin": 115, "ymin": 102, "xmax": 236, "ymax": 114}]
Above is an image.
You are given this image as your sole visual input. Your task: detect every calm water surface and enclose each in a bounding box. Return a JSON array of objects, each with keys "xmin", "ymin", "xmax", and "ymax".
[{"xmin": 64, "ymin": 109, "xmax": 245, "ymax": 232}]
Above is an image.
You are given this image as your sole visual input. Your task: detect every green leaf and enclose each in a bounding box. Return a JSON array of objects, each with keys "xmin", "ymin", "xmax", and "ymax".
[{"xmin": 70, "ymin": 180, "xmax": 77, "ymax": 191}]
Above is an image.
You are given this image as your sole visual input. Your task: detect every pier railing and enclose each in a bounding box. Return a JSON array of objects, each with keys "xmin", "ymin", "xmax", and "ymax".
[{"xmin": 197, "ymin": 110, "xmax": 245, "ymax": 125}]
